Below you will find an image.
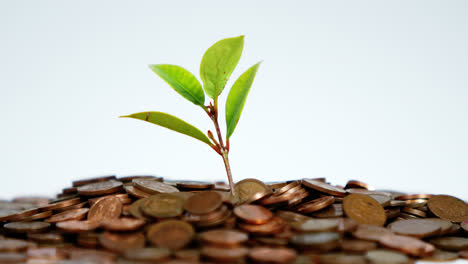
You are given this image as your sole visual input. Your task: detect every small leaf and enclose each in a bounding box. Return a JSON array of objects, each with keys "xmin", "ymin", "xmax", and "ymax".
[
  {"xmin": 225, "ymin": 62, "xmax": 261, "ymax": 139},
  {"xmin": 200, "ymin": 35, "xmax": 244, "ymax": 99},
  {"xmin": 149, "ymin": 64, "xmax": 205, "ymax": 107},
  {"xmin": 121, "ymin": 111, "xmax": 212, "ymax": 146}
]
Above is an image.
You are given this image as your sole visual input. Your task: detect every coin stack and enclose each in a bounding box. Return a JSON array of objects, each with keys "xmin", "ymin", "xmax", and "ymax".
[{"xmin": 0, "ymin": 175, "xmax": 467, "ymax": 263}]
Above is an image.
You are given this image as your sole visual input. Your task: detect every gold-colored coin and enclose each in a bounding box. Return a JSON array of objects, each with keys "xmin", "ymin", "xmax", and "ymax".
[
  {"xmin": 146, "ymin": 220, "xmax": 194, "ymax": 250},
  {"xmin": 427, "ymin": 195, "xmax": 468, "ymax": 223},
  {"xmin": 141, "ymin": 194, "xmax": 185, "ymax": 219},
  {"xmin": 234, "ymin": 178, "xmax": 272, "ymax": 204},
  {"xmin": 343, "ymin": 194, "xmax": 386, "ymax": 226}
]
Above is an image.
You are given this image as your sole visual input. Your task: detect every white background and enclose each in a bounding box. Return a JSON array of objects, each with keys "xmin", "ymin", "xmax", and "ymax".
[
  {"xmin": 1, "ymin": 1, "xmax": 467, "ymax": 263},
  {"xmin": 1, "ymin": 1, "xmax": 467, "ymax": 201}
]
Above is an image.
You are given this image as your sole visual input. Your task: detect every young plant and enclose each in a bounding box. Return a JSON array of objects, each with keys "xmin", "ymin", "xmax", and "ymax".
[{"xmin": 121, "ymin": 36, "xmax": 261, "ymax": 195}]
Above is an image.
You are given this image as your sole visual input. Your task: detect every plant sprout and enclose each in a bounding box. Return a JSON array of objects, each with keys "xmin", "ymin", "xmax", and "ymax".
[{"xmin": 121, "ymin": 36, "xmax": 261, "ymax": 195}]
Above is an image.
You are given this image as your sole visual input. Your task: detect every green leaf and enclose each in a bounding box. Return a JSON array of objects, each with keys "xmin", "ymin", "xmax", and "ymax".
[
  {"xmin": 149, "ymin": 64, "xmax": 205, "ymax": 107},
  {"xmin": 200, "ymin": 35, "xmax": 244, "ymax": 99},
  {"xmin": 121, "ymin": 111, "xmax": 212, "ymax": 146},
  {"xmin": 225, "ymin": 62, "xmax": 261, "ymax": 139}
]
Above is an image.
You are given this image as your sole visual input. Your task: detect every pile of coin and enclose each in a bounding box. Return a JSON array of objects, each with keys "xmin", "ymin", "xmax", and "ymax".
[{"xmin": 0, "ymin": 175, "xmax": 467, "ymax": 263}]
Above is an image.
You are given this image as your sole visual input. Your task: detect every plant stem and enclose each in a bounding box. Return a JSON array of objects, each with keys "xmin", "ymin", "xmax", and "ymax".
[{"xmin": 206, "ymin": 102, "xmax": 235, "ymax": 195}]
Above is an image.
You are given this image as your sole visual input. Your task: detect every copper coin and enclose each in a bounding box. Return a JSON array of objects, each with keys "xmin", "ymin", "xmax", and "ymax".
[
  {"xmin": 39, "ymin": 197, "xmax": 82, "ymax": 212},
  {"xmin": 367, "ymin": 194, "xmax": 391, "ymax": 207},
  {"xmin": 301, "ymin": 179, "xmax": 346, "ymax": 197},
  {"xmin": 174, "ymin": 249, "xmax": 200, "ymax": 261},
  {"xmin": 124, "ymin": 185, "xmax": 151, "ymax": 199},
  {"xmin": 0, "ymin": 239, "xmax": 29, "ymax": 252},
  {"xmin": 88, "ymin": 196, "xmax": 122, "ymax": 223},
  {"xmin": 295, "ymin": 196, "xmax": 335, "ymax": 213},
  {"xmin": 5, "ymin": 207, "xmax": 41, "ymax": 222},
  {"xmin": 273, "ymin": 181, "xmax": 299, "ymax": 196},
  {"xmin": 290, "ymin": 232, "xmax": 340, "ymax": 251},
  {"xmin": 395, "ymin": 194, "xmax": 432, "ymax": 200},
  {"xmin": 378, "ymin": 234, "xmax": 435, "ymax": 257},
  {"xmin": 118, "ymin": 175, "xmax": 162, "ymax": 182},
  {"xmin": 176, "ymin": 181, "xmax": 214, "ymax": 190},
  {"xmin": 388, "ymin": 219, "xmax": 442, "ymax": 238},
  {"xmin": 201, "ymin": 246, "xmax": 249, "ymax": 262},
  {"xmin": 422, "ymin": 250, "xmax": 458, "ymax": 262},
  {"xmin": 146, "ymin": 220, "xmax": 194, "ymax": 250},
  {"xmin": 100, "ymin": 217, "xmax": 146, "ymax": 232},
  {"xmin": 99, "ymin": 231, "xmax": 145, "ymax": 252},
  {"xmin": 248, "ymin": 247, "xmax": 297, "ymax": 264},
  {"xmin": 319, "ymin": 253, "xmax": 367, "ymax": 264},
  {"xmin": 352, "ymin": 224, "xmax": 393, "ymax": 242},
  {"xmin": 141, "ymin": 193, "xmax": 185, "ymax": 219},
  {"xmin": 0, "ymin": 210, "xmax": 22, "ymax": 222},
  {"xmin": 430, "ymin": 237, "xmax": 468, "ymax": 251},
  {"xmin": 68, "ymin": 248, "xmax": 117, "ymax": 262},
  {"xmin": 88, "ymin": 194, "xmax": 130, "ymax": 207},
  {"xmin": 234, "ymin": 178, "xmax": 272, "ymax": 204},
  {"xmin": 341, "ymin": 239, "xmax": 377, "ymax": 253},
  {"xmin": 312, "ymin": 204, "xmax": 344, "ymax": 218},
  {"xmin": 133, "ymin": 178, "xmax": 179, "ymax": 194},
  {"xmin": 53, "ymin": 201, "xmax": 88, "ymax": 213},
  {"xmin": 77, "ymin": 180, "xmax": 123, "ymax": 196},
  {"xmin": 184, "ymin": 191, "xmax": 222, "ymax": 214},
  {"xmin": 0, "ymin": 252, "xmax": 27, "ymax": 263},
  {"xmin": 27, "ymin": 247, "xmax": 67, "ymax": 260},
  {"xmin": 291, "ymin": 219, "xmax": 339, "ymax": 232},
  {"xmin": 123, "ymin": 247, "xmax": 171, "ymax": 262},
  {"xmin": 385, "ymin": 208, "xmax": 401, "ymax": 219},
  {"xmin": 199, "ymin": 229, "xmax": 248, "ymax": 247},
  {"xmin": 129, "ymin": 198, "xmax": 150, "ymax": 220},
  {"xmin": 365, "ymin": 249, "xmax": 410, "ymax": 264},
  {"xmin": 401, "ymin": 207, "xmax": 426, "ymax": 218},
  {"xmin": 183, "ymin": 205, "xmax": 228, "ymax": 224},
  {"xmin": 344, "ymin": 180, "xmax": 373, "ymax": 190},
  {"xmin": 56, "ymin": 220, "xmax": 100, "ymax": 233},
  {"xmin": 19, "ymin": 210, "xmax": 53, "ymax": 222},
  {"xmin": 233, "ymin": 204, "xmax": 273, "ymax": 224},
  {"xmin": 238, "ymin": 216, "xmax": 286, "ymax": 235},
  {"xmin": 28, "ymin": 233, "xmax": 64, "ymax": 244},
  {"xmin": 428, "ymin": 194, "xmax": 468, "ymax": 222},
  {"xmin": 266, "ymin": 181, "xmax": 288, "ymax": 189},
  {"xmin": 337, "ymin": 218, "xmax": 359, "ymax": 233},
  {"xmin": 343, "ymin": 194, "xmax": 386, "ymax": 226},
  {"xmin": 276, "ymin": 210, "xmax": 311, "ymax": 223},
  {"xmin": 72, "ymin": 175, "xmax": 117, "ymax": 187},
  {"xmin": 45, "ymin": 208, "xmax": 89, "ymax": 223},
  {"xmin": 4, "ymin": 221, "xmax": 50, "ymax": 233}
]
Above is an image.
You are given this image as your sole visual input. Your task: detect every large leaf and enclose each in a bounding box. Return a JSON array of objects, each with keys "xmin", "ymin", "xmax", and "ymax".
[
  {"xmin": 149, "ymin": 64, "xmax": 205, "ymax": 107},
  {"xmin": 200, "ymin": 35, "xmax": 244, "ymax": 99},
  {"xmin": 121, "ymin": 111, "xmax": 212, "ymax": 145},
  {"xmin": 225, "ymin": 62, "xmax": 261, "ymax": 139}
]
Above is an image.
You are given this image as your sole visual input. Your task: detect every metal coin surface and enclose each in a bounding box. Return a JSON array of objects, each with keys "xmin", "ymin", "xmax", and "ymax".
[
  {"xmin": 343, "ymin": 194, "xmax": 386, "ymax": 226},
  {"xmin": 99, "ymin": 231, "xmax": 145, "ymax": 252},
  {"xmin": 365, "ymin": 249, "xmax": 411, "ymax": 264},
  {"xmin": 77, "ymin": 180, "xmax": 123, "ymax": 196},
  {"xmin": 301, "ymin": 179, "xmax": 346, "ymax": 197},
  {"xmin": 45, "ymin": 208, "xmax": 89, "ymax": 223},
  {"xmin": 146, "ymin": 220, "xmax": 194, "ymax": 250},
  {"xmin": 4, "ymin": 221, "xmax": 50, "ymax": 234},
  {"xmin": 428, "ymin": 194, "xmax": 468, "ymax": 222},
  {"xmin": 234, "ymin": 178, "xmax": 271, "ymax": 204},
  {"xmin": 133, "ymin": 178, "xmax": 179, "ymax": 194},
  {"xmin": 88, "ymin": 196, "xmax": 122, "ymax": 223},
  {"xmin": 183, "ymin": 191, "xmax": 222, "ymax": 215},
  {"xmin": 123, "ymin": 247, "xmax": 171, "ymax": 262},
  {"xmin": 142, "ymin": 194, "xmax": 185, "ymax": 219},
  {"xmin": 233, "ymin": 204, "xmax": 273, "ymax": 224},
  {"xmin": 199, "ymin": 229, "xmax": 248, "ymax": 247},
  {"xmin": 388, "ymin": 219, "xmax": 442, "ymax": 238},
  {"xmin": 248, "ymin": 247, "xmax": 297, "ymax": 264},
  {"xmin": 378, "ymin": 234, "xmax": 435, "ymax": 257},
  {"xmin": 100, "ymin": 217, "xmax": 146, "ymax": 232}
]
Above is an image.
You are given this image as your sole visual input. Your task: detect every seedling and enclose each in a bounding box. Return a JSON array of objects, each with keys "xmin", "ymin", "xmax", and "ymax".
[{"xmin": 121, "ymin": 36, "xmax": 261, "ymax": 195}]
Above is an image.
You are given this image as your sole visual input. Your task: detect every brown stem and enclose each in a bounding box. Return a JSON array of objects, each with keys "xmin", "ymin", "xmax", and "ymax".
[{"xmin": 206, "ymin": 100, "xmax": 235, "ymax": 195}]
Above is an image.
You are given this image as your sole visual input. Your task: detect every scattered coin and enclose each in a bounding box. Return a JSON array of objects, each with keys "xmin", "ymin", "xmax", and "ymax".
[
  {"xmin": 77, "ymin": 180, "xmax": 123, "ymax": 196},
  {"xmin": 133, "ymin": 178, "xmax": 179, "ymax": 194},
  {"xmin": 199, "ymin": 229, "xmax": 248, "ymax": 247},
  {"xmin": 234, "ymin": 178, "xmax": 272, "ymax": 204},
  {"xmin": 123, "ymin": 247, "xmax": 171, "ymax": 262},
  {"xmin": 88, "ymin": 196, "xmax": 122, "ymax": 223},
  {"xmin": 387, "ymin": 219, "xmax": 442, "ymax": 238},
  {"xmin": 3, "ymin": 221, "xmax": 50, "ymax": 234},
  {"xmin": 183, "ymin": 191, "xmax": 222, "ymax": 214},
  {"xmin": 428, "ymin": 194, "xmax": 468, "ymax": 222},
  {"xmin": 365, "ymin": 249, "xmax": 411, "ymax": 264},
  {"xmin": 379, "ymin": 234, "xmax": 435, "ymax": 257},
  {"xmin": 45, "ymin": 208, "xmax": 89, "ymax": 223},
  {"xmin": 100, "ymin": 217, "xmax": 146, "ymax": 232},
  {"xmin": 248, "ymin": 247, "xmax": 297, "ymax": 264},
  {"xmin": 142, "ymin": 194, "xmax": 185, "ymax": 218},
  {"xmin": 343, "ymin": 194, "xmax": 386, "ymax": 226},
  {"xmin": 302, "ymin": 179, "xmax": 347, "ymax": 197},
  {"xmin": 234, "ymin": 204, "xmax": 273, "ymax": 224},
  {"xmin": 99, "ymin": 231, "xmax": 145, "ymax": 252},
  {"xmin": 146, "ymin": 220, "xmax": 194, "ymax": 250},
  {"xmin": 430, "ymin": 237, "xmax": 468, "ymax": 251}
]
